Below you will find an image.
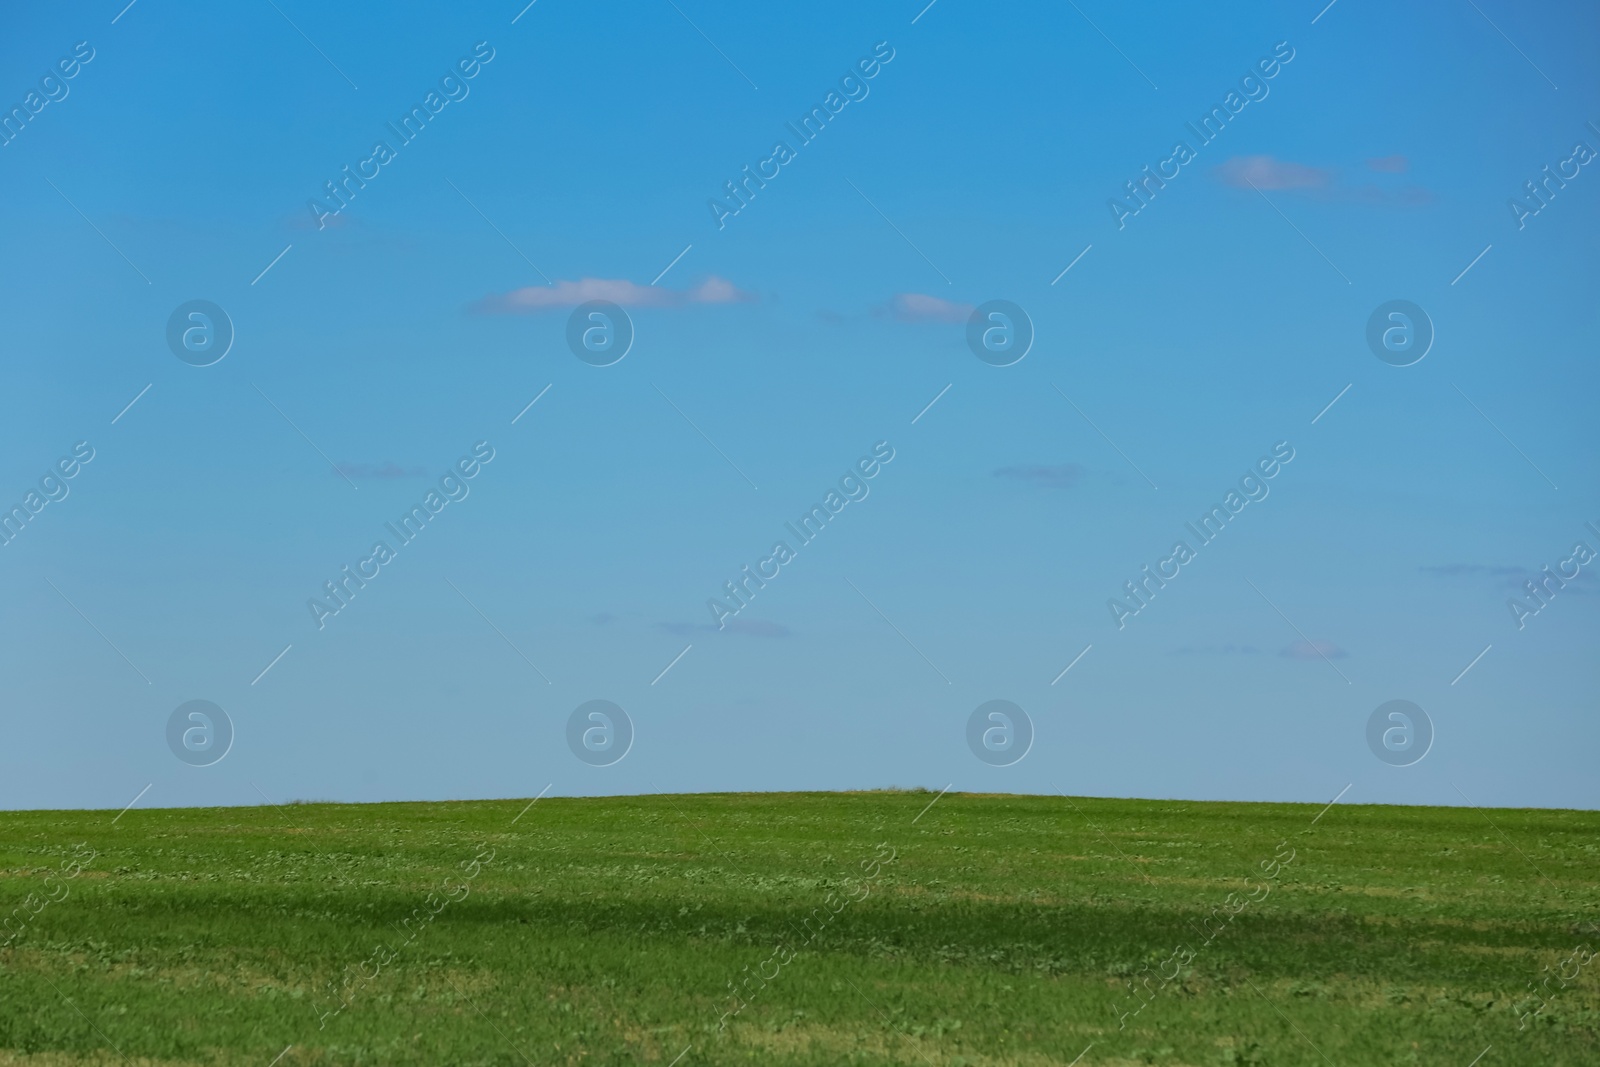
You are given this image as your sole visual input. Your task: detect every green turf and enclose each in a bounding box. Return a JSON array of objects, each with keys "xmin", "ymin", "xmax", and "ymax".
[{"xmin": 0, "ymin": 791, "xmax": 1595, "ymax": 1065}]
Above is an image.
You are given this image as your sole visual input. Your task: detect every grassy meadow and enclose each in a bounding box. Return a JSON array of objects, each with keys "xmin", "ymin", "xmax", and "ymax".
[{"xmin": 0, "ymin": 790, "xmax": 1596, "ymax": 1065}]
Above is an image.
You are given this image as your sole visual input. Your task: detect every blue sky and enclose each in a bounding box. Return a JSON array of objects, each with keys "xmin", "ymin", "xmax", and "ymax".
[{"xmin": 2, "ymin": 0, "xmax": 1596, "ymax": 813}]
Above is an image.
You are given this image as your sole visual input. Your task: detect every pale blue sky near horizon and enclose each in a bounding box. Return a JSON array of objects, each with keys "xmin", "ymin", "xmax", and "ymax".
[{"xmin": 1, "ymin": 0, "xmax": 1596, "ymax": 813}]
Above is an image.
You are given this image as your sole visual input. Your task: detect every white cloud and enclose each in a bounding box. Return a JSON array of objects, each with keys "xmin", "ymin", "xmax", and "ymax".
[
  {"xmin": 1215, "ymin": 155, "xmax": 1331, "ymax": 190},
  {"xmin": 993, "ymin": 464, "xmax": 1086, "ymax": 489},
  {"xmin": 886, "ymin": 292, "xmax": 973, "ymax": 324},
  {"xmin": 472, "ymin": 276, "xmax": 755, "ymax": 314}
]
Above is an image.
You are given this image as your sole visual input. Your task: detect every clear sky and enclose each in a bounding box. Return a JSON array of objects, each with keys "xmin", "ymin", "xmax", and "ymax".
[{"xmin": 2, "ymin": 0, "xmax": 1596, "ymax": 813}]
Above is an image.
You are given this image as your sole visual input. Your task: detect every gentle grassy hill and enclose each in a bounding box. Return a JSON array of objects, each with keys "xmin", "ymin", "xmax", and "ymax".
[{"xmin": 0, "ymin": 791, "xmax": 1595, "ymax": 1065}]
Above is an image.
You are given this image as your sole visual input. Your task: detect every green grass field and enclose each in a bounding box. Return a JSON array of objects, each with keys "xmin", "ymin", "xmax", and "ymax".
[{"xmin": 0, "ymin": 791, "xmax": 1595, "ymax": 1066}]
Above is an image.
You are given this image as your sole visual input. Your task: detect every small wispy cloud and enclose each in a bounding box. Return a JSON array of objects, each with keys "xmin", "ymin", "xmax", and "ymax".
[
  {"xmin": 1422, "ymin": 563, "xmax": 1592, "ymax": 596},
  {"xmin": 1215, "ymin": 154, "xmax": 1433, "ymax": 206},
  {"xmin": 993, "ymin": 464, "xmax": 1085, "ymax": 489},
  {"xmin": 879, "ymin": 292, "xmax": 973, "ymax": 324},
  {"xmin": 1215, "ymin": 155, "xmax": 1331, "ymax": 191},
  {"xmin": 1280, "ymin": 640, "xmax": 1348, "ymax": 661},
  {"xmin": 472, "ymin": 276, "xmax": 756, "ymax": 314}
]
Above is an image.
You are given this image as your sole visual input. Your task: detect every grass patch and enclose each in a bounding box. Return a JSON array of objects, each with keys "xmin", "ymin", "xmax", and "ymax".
[{"xmin": 0, "ymin": 792, "xmax": 1595, "ymax": 1065}]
